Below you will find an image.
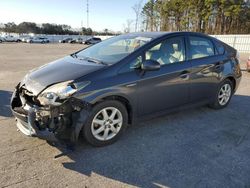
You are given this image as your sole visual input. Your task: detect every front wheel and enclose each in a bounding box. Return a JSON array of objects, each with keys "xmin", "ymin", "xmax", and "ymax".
[
  {"xmin": 209, "ymin": 79, "xmax": 233, "ymax": 109},
  {"xmin": 83, "ymin": 100, "xmax": 128, "ymax": 147}
]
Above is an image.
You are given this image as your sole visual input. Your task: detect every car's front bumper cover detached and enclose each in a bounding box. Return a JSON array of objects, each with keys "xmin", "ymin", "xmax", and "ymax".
[{"xmin": 11, "ymin": 83, "xmax": 90, "ymax": 143}]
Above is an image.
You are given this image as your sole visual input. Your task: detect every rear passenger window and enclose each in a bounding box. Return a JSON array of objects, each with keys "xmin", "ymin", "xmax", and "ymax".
[{"xmin": 189, "ymin": 36, "xmax": 215, "ymax": 59}]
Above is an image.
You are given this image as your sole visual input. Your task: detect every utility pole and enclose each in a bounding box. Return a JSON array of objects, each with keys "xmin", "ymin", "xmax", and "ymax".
[{"xmin": 86, "ymin": 0, "xmax": 89, "ymax": 28}]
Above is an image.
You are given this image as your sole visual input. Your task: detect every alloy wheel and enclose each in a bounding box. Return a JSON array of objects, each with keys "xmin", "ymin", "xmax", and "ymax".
[
  {"xmin": 91, "ymin": 107, "xmax": 123, "ymax": 141},
  {"xmin": 218, "ymin": 83, "xmax": 232, "ymax": 106}
]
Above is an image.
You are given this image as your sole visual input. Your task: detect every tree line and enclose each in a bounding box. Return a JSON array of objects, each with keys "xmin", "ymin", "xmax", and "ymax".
[
  {"xmin": 141, "ymin": 0, "xmax": 250, "ymax": 34},
  {"xmin": 0, "ymin": 22, "xmax": 79, "ymax": 35},
  {"xmin": 0, "ymin": 22, "xmax": 115, "ymax": 35}
]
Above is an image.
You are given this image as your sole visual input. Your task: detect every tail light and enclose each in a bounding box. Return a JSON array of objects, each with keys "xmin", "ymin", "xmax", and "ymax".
[
  {"xmin": 236, "ymin": 50, "xmax": 240, "ymax": 60},
  {"xmin": 233, "ymin": 50, "xmax": 241, "ymax": 74}
]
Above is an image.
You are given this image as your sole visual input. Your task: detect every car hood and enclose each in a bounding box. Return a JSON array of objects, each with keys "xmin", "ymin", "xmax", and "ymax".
[{"xmin": 21, "ymin": 56, "xmax": 105, "ymax": 95}]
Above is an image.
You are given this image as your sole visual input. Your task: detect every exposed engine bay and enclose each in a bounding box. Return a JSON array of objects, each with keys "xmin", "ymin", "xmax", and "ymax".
[{"xmin": 11, "ymin": 83, "xmax": 90, "ymax": 145}]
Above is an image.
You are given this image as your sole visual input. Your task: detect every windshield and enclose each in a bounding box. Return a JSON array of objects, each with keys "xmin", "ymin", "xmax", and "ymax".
[{"xmin": 76, "ymin": 35, "xmax": 152, "ymax": 64}]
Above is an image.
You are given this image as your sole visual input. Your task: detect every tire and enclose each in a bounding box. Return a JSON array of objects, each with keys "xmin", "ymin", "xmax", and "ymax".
[
  {"xmin": 83, "ymin": 100, "xmax": 128, "ymax": 147},
  {"xmin": 0, "ymin": 40, "xmax": 2, "ymax": 43},
  {"xmin": 209, "ymin": 79, "xmax": 233, "ymax": 109}
]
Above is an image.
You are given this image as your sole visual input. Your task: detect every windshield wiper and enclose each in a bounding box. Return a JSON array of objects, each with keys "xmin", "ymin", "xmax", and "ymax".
[
  {"xmin": 71, "ymin": 53, "xmax": 78, "ymax": 58},
  {"xmin": 86, "ymin": 57, "xmax": 108, "ymax": 66}
]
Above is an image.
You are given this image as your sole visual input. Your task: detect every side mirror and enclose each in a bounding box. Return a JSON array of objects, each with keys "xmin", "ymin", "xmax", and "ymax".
[{"xmin": 141, "ymin": 60, "xmax": 161, "ymax": 71}]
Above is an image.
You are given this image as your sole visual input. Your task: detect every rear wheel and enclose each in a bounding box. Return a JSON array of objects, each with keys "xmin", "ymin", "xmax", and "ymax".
[
  {"xmin": 83, "ymin": 100, "xmax": 128, "ymax": 147},
  {"xmin": 209, "ymin": 79, "xmax": 233, "ymax": 109}
]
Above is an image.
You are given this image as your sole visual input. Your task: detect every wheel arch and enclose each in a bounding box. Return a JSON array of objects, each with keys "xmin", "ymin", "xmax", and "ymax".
[
  {"xmin": 224, "ymin": 76, "xmax": 236, "ymax": 92},
  {"xmin": 93, "ymin": 95, "xmax": 134, "ymax": 125}
]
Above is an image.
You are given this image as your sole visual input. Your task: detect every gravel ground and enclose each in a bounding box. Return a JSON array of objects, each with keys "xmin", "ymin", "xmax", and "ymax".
[{"xmin": 0, "ymin": 43, "xmax": 250, "ymax": 188}]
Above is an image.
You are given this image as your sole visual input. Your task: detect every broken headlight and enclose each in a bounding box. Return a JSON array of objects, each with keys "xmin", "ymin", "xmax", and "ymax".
[{"xmin": 37, "ymin": 80, "xmax": 90, "ymax": 106}]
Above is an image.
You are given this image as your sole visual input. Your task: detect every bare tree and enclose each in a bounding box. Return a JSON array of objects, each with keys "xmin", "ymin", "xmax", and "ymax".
[
  {"xmin": 132, "ymin": 0, "xmax": 143, "ymax": 32},
  {"xmin": 123, "ymin": 19, "xmax": 134, "ymax": 33}
]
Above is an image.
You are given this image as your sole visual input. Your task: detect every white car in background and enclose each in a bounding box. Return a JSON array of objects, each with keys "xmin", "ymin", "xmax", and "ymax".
[
  {"xmin": 22, "ymin": 37, "xmax": 34, "ymax": 43},
  {"xmin": 0, "ymin": 36, "xmax": 4, "ymax": 43},
  {"xmin": 3, "ymin": 35, "xmax": 21, "ymax": 42},
  {"xmin": 27, "ymin": 37, "xmax": 50, "ymax": 43},
  {"xmin": 20, "ymin": 36, "xmax": 32, "ymax": 43}
]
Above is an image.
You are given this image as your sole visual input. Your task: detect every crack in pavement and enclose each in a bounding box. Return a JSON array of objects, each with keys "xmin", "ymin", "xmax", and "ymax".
[
  {"xmin": 236, "ymin": 124, "xmax": 250, "ymax": 146},
  {"xmin": 1, "ymin": 175, "xmax": 38, "ymax": 188},
  {"xmin": 0, "ymin": 143, "xmax": 47, "ymax": 158}
]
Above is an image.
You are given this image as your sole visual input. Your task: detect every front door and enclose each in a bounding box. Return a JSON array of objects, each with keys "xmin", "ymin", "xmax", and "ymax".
[{"xmin": 137, "ymin": 36, "xmax": 191, "ymax": 116}]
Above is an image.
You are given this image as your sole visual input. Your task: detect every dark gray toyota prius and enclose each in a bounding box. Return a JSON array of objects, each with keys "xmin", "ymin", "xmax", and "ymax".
[{"xmin": 11, "ymin": 32, "xmax": 242, "ymax": 146}]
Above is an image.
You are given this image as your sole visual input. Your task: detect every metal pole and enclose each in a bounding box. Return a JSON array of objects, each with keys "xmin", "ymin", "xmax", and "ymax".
[
  {"xmin": 87, "ymin": 0, "xmax": 89, "ymax": 28},
  {"xmin": 233, "ymin": 36, "xmax": 237, "ymax": 48}
]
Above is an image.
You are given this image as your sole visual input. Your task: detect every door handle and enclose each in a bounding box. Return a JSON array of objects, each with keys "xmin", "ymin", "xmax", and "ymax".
[
  {"xmin": 215, "ymin": 65, "xmax": 221, "ymax": 69},
  {"xmin": 180, "ymin": 71, "xmax": 190, "ymax": 80},
  {"xmin": 215, "ymin": 62, "xmax": 223, "ymax": 70}
]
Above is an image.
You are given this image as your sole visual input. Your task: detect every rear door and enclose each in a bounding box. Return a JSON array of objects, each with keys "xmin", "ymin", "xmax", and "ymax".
[{"xmin": 187, "ymin": 35, "xmax": 221, "ymax": 102}]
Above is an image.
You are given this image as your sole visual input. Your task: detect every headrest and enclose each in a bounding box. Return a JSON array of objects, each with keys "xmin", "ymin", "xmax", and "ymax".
[{"xmin": 160, "ymin": 42, "xmax": 175, "ymax": 54}]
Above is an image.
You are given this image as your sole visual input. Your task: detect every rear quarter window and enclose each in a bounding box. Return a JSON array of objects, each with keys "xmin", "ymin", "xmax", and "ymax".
[{"xmin": 214, "ymin": 40, "xmax": 225, "ymax": 55}]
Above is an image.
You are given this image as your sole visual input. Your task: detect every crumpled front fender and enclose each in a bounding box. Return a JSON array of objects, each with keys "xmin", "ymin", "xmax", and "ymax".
[{"xmin": 70, "ymin": 109, "xmax": 90, "ymax": 143}]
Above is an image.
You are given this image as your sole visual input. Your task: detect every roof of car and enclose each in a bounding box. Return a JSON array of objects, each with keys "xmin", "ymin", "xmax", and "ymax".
[{"xmin": 125, "ymin": 31, "xmax": 208, "ymax": 39}]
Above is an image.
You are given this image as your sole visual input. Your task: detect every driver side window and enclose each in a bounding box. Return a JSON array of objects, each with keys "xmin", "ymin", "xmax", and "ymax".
[{"xmin": 146, "ymin": 36, "xmax": 185, "ymax": 65}]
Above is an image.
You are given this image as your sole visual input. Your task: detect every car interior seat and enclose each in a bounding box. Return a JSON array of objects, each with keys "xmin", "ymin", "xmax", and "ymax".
[{"xmin": 191, "ymin": 45, "xmax": 210, "ymax": 59}]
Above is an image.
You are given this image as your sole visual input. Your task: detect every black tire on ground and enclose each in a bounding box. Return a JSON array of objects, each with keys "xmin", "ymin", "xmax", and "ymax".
[
  {"xmin": 0, "ymin": 40, "xmax": 2, "ymax": 43},
  {"xmin": 82, "ymin": 100, "xmax": 128, "ymax": 147},
  {"xmin": 209, "ymin": 79, "xmax": 233, "ymax": 109}
]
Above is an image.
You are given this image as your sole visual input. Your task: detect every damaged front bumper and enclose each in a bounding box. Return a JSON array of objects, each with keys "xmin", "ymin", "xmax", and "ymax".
[{"xmin": 11, "ymin": 84, "xmax": 90, "ymax": 143}]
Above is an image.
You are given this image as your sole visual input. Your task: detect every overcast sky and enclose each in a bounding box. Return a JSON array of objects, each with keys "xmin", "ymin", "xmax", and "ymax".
[{"xmin": 0, "ymin": 0, "xmax": 146, "ymax": 32}]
